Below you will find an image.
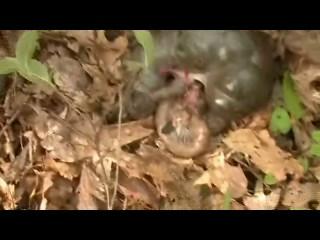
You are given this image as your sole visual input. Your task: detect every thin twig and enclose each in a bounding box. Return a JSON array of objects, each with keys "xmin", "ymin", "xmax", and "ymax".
[
  {"xmin": 0, "ymin": 76, "xmax": 25, "ymax": 139},
  {"xmin": 95, "ymin": 86, "xmax": 123, "ymax": 210},
  {"xmin": 231, "ymin": 156, "xmax": 262, "ymax": 181},
  {"xmin": 109, "ymin": 86, "xmax": 123, "ymax": 210},
  {"xmin": 229, "ymin": 152, "xmax": 272, "ymax": 191},
  {"xmin": 101, "ymin": 156, "xmax": 111, "ymax": 210},
  {"xmin": 122, "ymin": 196, "xmax": 128, "ymax": 210},
  {"xmin": 0, "ymin": 98, "xmax": 29, "ymax": 139},
  {"xmin": 95, "ymin": 128, "xmax": 111, "ymax": 210}
]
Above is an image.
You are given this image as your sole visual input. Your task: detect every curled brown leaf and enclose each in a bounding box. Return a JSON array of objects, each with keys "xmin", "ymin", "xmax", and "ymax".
[{"xmin": 224, "ymin": 129, "xmax": 304, "ymax": 181}]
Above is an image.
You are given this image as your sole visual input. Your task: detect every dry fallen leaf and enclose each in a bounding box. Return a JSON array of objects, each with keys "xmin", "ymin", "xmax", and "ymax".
[
  {"xmin": 209, "ymin": 193, "xmax": 246, "ymax": 210},
  {"xmin": 209, "ymin": 164, "xmax": 248, "ymax": 199},
  {"xmin": 49, "ymin": 30, "xmax": 96, "ymax": 47},
  {"xmin": 50, "ymin": 30, "xmax": 128, "ymax": 80},
  {"xmin": 99, "ymin": 120, "xmax": 154, "ymax": 149},
  {"xmin": 0, "ymin": 30, "xmax": 24, "ymax": 55},
  {"xmin": 292, "ymin": 123, "xmax": 312, "ymax": 152},
  {"xmin": 32, "ymin": 101, "xmax": 154, "ymax": 163},
  {"xmin": 136, "ymin": 145, "xmax": 203, "ymax": 209},
  {"xmin": 47, "ymin": 55, "xmax": 90, "ymax": 109},
  {"xmin": 1, "ymin": 141, "xmax": 31, "ymax": 183},
  {"xmin": 224, "ymin": 129, "xmax": 304, "ymax": 181},
  {"xmin": 31, "ymin": 107, "xmax": 60, "ymax": 139},
  {"xmin": 14, "ymin": 171, "xmax": 39, "ymax": 206},
  {"xmin": 118, "ymin": 168, "xmax": 160, "ymax": 209},
  {"xmin": 0, "ymin": 176, "xmax": 16, "ymax": 210},
  {"xmin": 243, "ymin": 188, "xmax": 281, "ymax": 210},
  {"xmin": 275, "ymin": 31, "xmax": 320, "ymax": 113},
  {"xmin": 310, "ymin": 165, "xmax": 320, "ymax": 182},
  {"xmin": 32, "ymin": 108, "xmax": 97, "ymax": 163},
  {"xmin": 194, "ymin": 171, "xmax": 211, "ymax": 186},
  {"xmin": 38, "ymin": 171, "xmax": 55, "ymax": 210},
  {"xmin": 195, "ymin": 151, "xmax": 248, "ymax": 199},
  {"xmin": 43, "ymin": 157, "xmax": 81, "ymax": 181},
  {"xmin": 136, "ymin": 145, "xmax": 187, "ymax": 187},
  {"xmin": 77, "ymin": 164, "xmax": 105, "ymax": 210},
  {"xmin": 283, "ymin": 30, "xmax": 320, "ymax": 64},
  {"xmin": 44, "ymin": 174, "xmax": 75, "ymax": 210},
  {"xmin": 47, "ymin": 55, "xmax": 90, "ymax": 92},
  {"xmin": 246, "ymin": 107, "xmax": 273, "ymax": 130},
  {"xmin": 41, "ymin": 134, "xmax": 96, "ymax": 163},
  {"xmin": 95, "ymin": 31, "xmax": 128, "ymax": 80},
  {"xmin": 282, "ymin": 181, "xmax": 320, "ymax": 209},
  {"xmin": 290, "ymin": 58, "xmax": 320, "ymax": 113},
  {"xmin": 3, "ymin": 89, "xmax": 30, "ymax": 118},
  {"xmin": 81, "ymin": 63, "xmax": 117, "ymax": 113},
  {"xmin": 5, "ymin": 30, "xmax": 320, "ymax": 210}
]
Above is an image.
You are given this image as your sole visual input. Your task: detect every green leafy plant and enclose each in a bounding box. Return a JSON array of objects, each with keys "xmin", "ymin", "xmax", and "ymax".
[
  {"xmin": 270, "ymin": 71, "xmax": 304, "ymax": 135},
  {"xmin": 283, "ymin": 72, "xmax": 304, "ymax": 120},
  {"xmin": 309, "ymin": 130, "xmax": 320, "ymax": 157},
  {"xmin": 132, "ymin": 30, "xmax": 155, "ymax": 68},
  {"xmin": 223, "ymin": 191, "xmax": 232, "ymax": 210},
  {"xmin": 263, "ymin": 173, "xmax": 278, "ymax": 185},
  {"xmin": 270, "ymin": 107, "xmax": 292, "ymax": 135},
  {"xmin": 0, "ymin": 30, "xmax": 53, "ymax": 87},
  {"xmin": 311, "ymin": 130, "xmax": 320, "ymax": 143}
]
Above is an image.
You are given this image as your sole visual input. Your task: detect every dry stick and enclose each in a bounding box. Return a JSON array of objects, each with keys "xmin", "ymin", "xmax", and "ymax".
[
  {"xmin": 92, "ymin": 122, "xmax": 111, "ymax": 209},
  {"xmin": 4, "ymin": 131, "xmax": 15, "ymax": 162},
  {"xmin": 230, "ymin": 156, "xmax": 261, "ymax": 180},
  {"xmin": 29, "ymin": 84, "xmax": 111, "ymax": 208},
  {"xmin": 88, "ymin": 102, "xmax": 112, "ymax": 209},
  {"xmin": 96, "ymin": 152, "xmax": 112, "ymax": 210},
  {"xmin": 229, "ymin": 153, "xmax": 271, "ymax": 192},
  {"xmin": 122, "ymin": 196, "xmax": 128, "ymax": 210},
  {"xmin": 0, "ymin": 73, "xmax": 24, "ymax": 139},
  {"xmin": 95, "ymin": 86, "xmax": 123, "ymax": 210},
  {"xmin": 84, "ymin": 99, "xmax": 111, "ymax": 209},
  {"xmin": 97, "ymin": 152, "xmax": 111, "ymax": 210},
  {"xmin": 0, "ymin": 98, "xmax": 30, "ymax": 139},
  {"xmin": 49, "ymin": 85, "xmax": 117, "ymax": 208},
  {"xmin": 109, "ymin": 86, "xmax": 122, "ymax": 210}
]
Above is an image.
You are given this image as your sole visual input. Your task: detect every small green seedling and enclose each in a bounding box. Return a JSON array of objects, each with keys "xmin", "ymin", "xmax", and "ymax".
[
  {"xmin": 132, "ymin": 30, "xmax": 155, "ymax": 68},
  {"xmin": 263, "ymin": 173, "xmax": 278, "ymax": 186},
  {"xmin": 270, "ymin": 71, "xmax": 305, "ymax": 135},
  {"xmin": 0, "ymin": 30, "xmax": 53, "ymax": 87},
  {"xmin": 270, "ymin": 107, "xmax": 292, "ymax": 135},
  {"xmin": 282, "ymin": 71, "xmax": 304, "ymax": 120},
  {"xmin": 311, "ymin": 130, "xmax": 320, "ymax": 143},
  {"xmin": 223, "ymin": 191, "xmax": 232, "ymax": 210},
  {"xmin": 309, "ymin": 130, "xmax": 320, "ymax": 157}
]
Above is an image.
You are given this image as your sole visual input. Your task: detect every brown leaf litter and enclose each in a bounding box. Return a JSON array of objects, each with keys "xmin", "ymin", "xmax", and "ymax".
[
  {"xmin": 194, "ymin": 150, "xmax": 248, "ymax": 199},
  {"xmin": 223, "ymin": 129, "xmax": 304, "ymax": 181},
  {"xmin": 281, "ymin": 180, "xmax": 320, "ymax": 209},
  {"xmin": 243, "ymin": 188, "xmax": 281, "ymax": 210},
  {"xmin": 1, "ymin": 30, "xmax": 320, "ymax": 209}
]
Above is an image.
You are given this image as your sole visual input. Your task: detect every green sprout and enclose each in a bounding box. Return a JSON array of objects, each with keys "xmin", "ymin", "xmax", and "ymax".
[{"xmin": 0, "ymin": 30, "xmax": 53, "ymax": 87}]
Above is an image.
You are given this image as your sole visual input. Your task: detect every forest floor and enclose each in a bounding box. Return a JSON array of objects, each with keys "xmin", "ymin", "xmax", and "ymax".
[{"xmin": 0, "ymin": 30, "xmax": 319, "ymax": 210}]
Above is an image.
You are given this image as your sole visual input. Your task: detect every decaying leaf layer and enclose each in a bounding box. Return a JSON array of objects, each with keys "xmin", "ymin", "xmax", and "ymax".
[
  {"xmin": 1, "ymin": 30, "xmax": 320, "ymax": 210},
  {"xmin": 195, "ymin": 151, "xmax": 248, "ymax": 199},
  {"xmin": 263, "ymin": 30, "xmax": 320, "ymax": 114},
  {"xmin": 224, "ymin": 129, "xmax": 304, "ymax": 181},
  {"xmin": 282, "ymin": 181, "xmax": 320, "ymax": 209},
  {"xmin": 243, "ymin": 188, "xmax": 281, "ymax": 210}
]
